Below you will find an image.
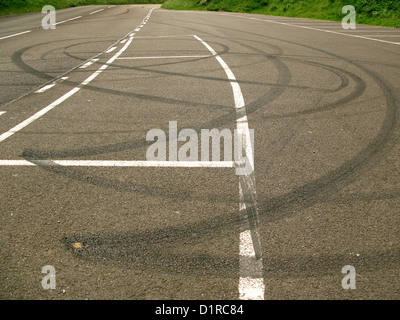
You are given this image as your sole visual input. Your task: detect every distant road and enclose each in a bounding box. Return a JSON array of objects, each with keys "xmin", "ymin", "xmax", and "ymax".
[{"xmin": 0, "ymin": 4, "xmax": 399, "ymax": 299}]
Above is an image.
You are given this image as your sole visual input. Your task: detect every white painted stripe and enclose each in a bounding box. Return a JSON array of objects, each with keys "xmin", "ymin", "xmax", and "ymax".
[
  {"xmin": 0, "ymin": 160, "xmax": 235, "ymax": 167},
  {"xmin": 194, "ymin": 35, "xmax": 245, "ymax": 110},
  {"xmin": 134, "ymin": 28, "xmax": 141, "ymax": 32},
  {"xmin": 361, "ymin": 34, "xmax": 400, "ymax": 38},
  {"xmin": 81, "ymin": 37, "xmax": 134, "ymax": 86},
  {"xmin": 55, "ymin": 16, "xmax": 82, "ymax": 25},
  {"xmin": 239, "ymin": 277, "xmax": 265, "ymax": 300},
  {"xmin": 0, "ymin": 30, "xmax": 31, "ymax": 40},
  {"xmin": 79, "ymin": 58, "xmax": 99, "ymax": 69},
  {"xmin": 34, "ymin": 77, "xmax": 69, "ymax": 93},
  {"xmin": 89, "ymin": 9, "xmax": 104, "ymax": 15},
  {"xmin": 0, "ymin": 87, "xmax": 80, "ymax": 142},
  {"xmin": 108, "ymin": 5, "xmax": 116, "ymax": 8},
  {"xmin": 117, "ymin": 55, "xmax": 212, "ymax": 60},
  {"xmin": 222, "ymin": 13, "xmax": 400, "ymax": 46},
  {"xmin": 0, "ymin": 111, "xmax": 6, "ymax": 116},
  {"xmin": 194, "ymin": 35, "xmax": 264, "ymax": 300},
  {"xmin": 133, "ymin": 35, "xmax": 195, "ymax": 39},
  {"xmin": 0, "ymin": 9, "xmax": 156, "ymax": 143},
  {"xmin": 34, "ymin": 84, "xmax": 56, "ymax": 93},
  {"xmin": 105, "ymin": 47, "xmax": 117, "ymax": 53},
  {"xmin": 120, "ymin": 39, "xmax": 128, "ymax": 44}
]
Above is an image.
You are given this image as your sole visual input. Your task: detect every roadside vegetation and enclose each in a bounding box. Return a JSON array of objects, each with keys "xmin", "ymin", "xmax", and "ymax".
[
  {"xmin": 0, "ymin": 0, "xmax": 165, "ymax": 16},
  {"xmin": 161, "ymin": 0, "xmax": 400, "ymax": 28}
]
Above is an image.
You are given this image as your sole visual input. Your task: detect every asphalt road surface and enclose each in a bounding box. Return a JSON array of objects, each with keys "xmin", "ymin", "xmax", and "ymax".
[{"xmin": 0, "ymin": 4, "xmax": 399, "ymax": 300}]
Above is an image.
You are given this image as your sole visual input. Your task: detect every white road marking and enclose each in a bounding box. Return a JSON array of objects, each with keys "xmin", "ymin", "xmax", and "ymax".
[
  {"xmin": 79, "ymin": 58, "xmax": 99, "ymax": 69},
  {"xmin": 108, "ymin": 5, "xmax": 116, "ymax": 8},
  {"xmin": 89, "ymin": 9, "xmax": 104, "ymax": 15},
  {"xmin": 0, "ymin": 160, "xmax": 235, "ymax": 167},
  {"xmin": 362, "ymin": 34, "xmax": 400, "ymax": 38},
  {"xmin": 34, "ymin": 84, "xmax": 56, "ymax": 93},
  {"xmin": 0, "ymin": 30, "xmax": 31, "ymax": 41},
  {"xmin": 0, "ymin": 87, "xmax": 81, "ymax": 142},
  {"xmin": 0, "ymin": 111, "xmax": 6, "ymax": 116},
  {"xmin": 34, "ymin": 76, "xmax": 69, "ymax": 93},
  {"xmin": 222, "ymin": 13, "xmax": 400, "ymax": 46},
  {"xmin": 194, "ymin": 35, "xmax": 264, "ymax": 300},
  {"xmin": 0, "ymin": 9, "xmax": 155, "ymax": 143},
  {"xmin": 117, "ymin": 55, "xmax": 212, "ymax": 59},
  {"xmin": 133, "ymin": 35, "xmax": 195, "ymax": 39},
  {"xmin": 55, "ymin": 16, "xmax": 82, "ymax": 25},
  {"xmin": 105, "ymin": 47, "xmax": 117, "ymax": 53},
  {"xmin": 120, "ymin": 39, "xmax": 128, "ymax": 44}
]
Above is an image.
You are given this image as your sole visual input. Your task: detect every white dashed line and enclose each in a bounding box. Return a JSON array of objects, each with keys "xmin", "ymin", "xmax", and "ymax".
[
  {"xmin": 55, "ymin": 16, "xmax": 82, "ymax": 25},
  {"xmin": 89, "ymin": 9, "xmax": 104, "ymax": 15},
  {"xmin": 34, "ymin": 77, "xmax": 69, "ymax": 93},
  {"xmin": 0, "ymin": 30, "xmax": 31, "ymax": 41},
  {"xmin": 105, "ymin": 47, "xmax": 117, "ymax": 53},
  {"xmin": 34, "ymin": 84, "xmax": 56, "ymax": 93},
  {"xmin": 79, "ymin": 58, "xmax": 99, "ymax": 69},
  {"xmin": 0, "ymin": 9, "xmax": 155, "ymax": 143}
]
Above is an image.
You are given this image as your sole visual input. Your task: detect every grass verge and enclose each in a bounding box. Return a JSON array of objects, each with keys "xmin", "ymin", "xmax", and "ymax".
[
  {"xmin": 0, "ymin": 0, "xmax": 165, "ymax": 16},
  {"xmin": 161, "ymin": 0, "xmax": 400, "ymax": 28}
]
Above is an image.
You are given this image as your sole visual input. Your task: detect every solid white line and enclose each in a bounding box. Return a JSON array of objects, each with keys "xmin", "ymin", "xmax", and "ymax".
[
  {"xmin": 117, "ymin": 55, "xmax": 212, "ymax": 60},
  {"xmin": 132, "ymin": 35, "xmax": 195, "ymax": 39},
  {"xmin": 194, "ymin": 35, "xmax": 264, "ymax": 300},
  {"xmin": 89, "ymin": 9, "xmax": 104, "ymax": 15},
  {"xmin": 194, "ymin": 35, "xmax": 245, "ymax": 110},
  {"xmin": 105, "ymin": 47, "xmax": 117, "ymax": 53},
  {"xmin": 0, "ymin": 160, "xmax": 235, "ymax": 167},
  {"xmin": 361, "ymin": 34, "xmax": 400, "ymax": 38},
  {"xmin": 34, "ymin": 84, "xmax": 56, "ymax": 93},
  {"xmin": 0, "ymin": 87, "xmax": 80, "ymax": 142},
  {"xmin": 0, "ymin": 30, "xmax": 31, "ymax": 40},
  {"xmin": 80, "ymin": 36, "xmax": 134, "ymax": 86},
  {"xmin": 221, "ymin": 13, "xmax": 400, "ymax": 46},
  {"xmin": 55, "ymin": 16, "xmax": 82, "ymax": 25}
]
